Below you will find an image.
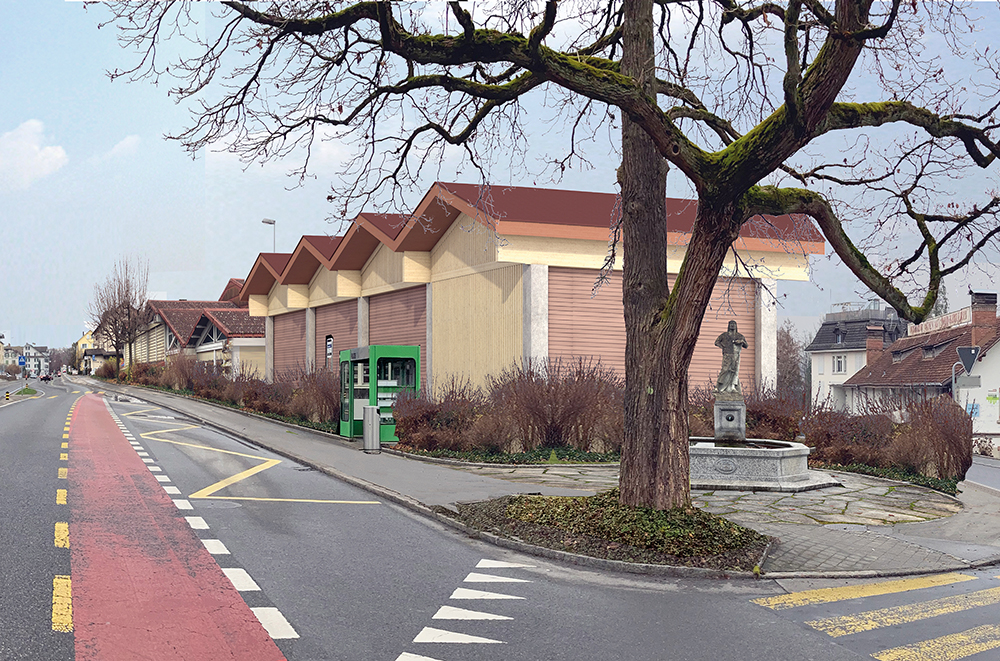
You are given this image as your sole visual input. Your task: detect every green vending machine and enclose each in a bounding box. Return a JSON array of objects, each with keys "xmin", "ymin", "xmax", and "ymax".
[{"xmin": 339, "ymin": 345, "xmax": 420, "ymax": 443}]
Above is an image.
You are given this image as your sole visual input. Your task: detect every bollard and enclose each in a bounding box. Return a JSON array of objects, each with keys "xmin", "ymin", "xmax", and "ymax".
[{"xmin": 5, "ymin": 391, "xmax": 9, "ymax": 401}]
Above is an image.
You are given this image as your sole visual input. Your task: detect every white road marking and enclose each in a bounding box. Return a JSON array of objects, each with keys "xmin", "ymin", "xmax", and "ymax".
[
  {"xmin": 141, "ymin": 458, "xmax": 154, "ymax": 464},
  {"xmin": 463, "ymin": 572, "xmax": 531, "ymax": 583},
  {"xmin": 201, "ymin": 539, "xmax": 229, "ymax": 554},
  {"xmin": 395, "ymin": 654, "xmax": 445, "ymax": 661},
  {"xmin": 136, "ymin": 452, "xmax": 149, "ymax": 457},
  {"xmin": 450, "ymin": 588, "xmax": 524, "ymax": 600},
  {"xmin": 173, "ymin": 499, "xmax": 193, "ymax": 510},
  {"xmin": 163, "ymin": 486, "xmax": 181, "ymax": 495},
  {"xmin": 148, "ymin": 466, "xmax": 162, "ymax": 472},
  {"xmin": 413, "ymin": 627, "xmax": 503, "ymax": 644},
  {"xmin": 476, "ymin": 559, "xmax": 535, "ymax": 569},
  {"xmin": 432, "ymin": 605, "xmax": 512, "ymax": 621},
  {"xmin": 251, "ymin": 607, "xmax": 298, "ymax": 639},
  {"xmin": 154, "ymin": 474, "xmax": 170, "ymax": 482},
  {"xmin": 222, "ymin": 568, "xmax": 261, "ymax": 591},
  {"xmin": 185, "ymin": 516, "xmax": 209, "ymax": 529}
]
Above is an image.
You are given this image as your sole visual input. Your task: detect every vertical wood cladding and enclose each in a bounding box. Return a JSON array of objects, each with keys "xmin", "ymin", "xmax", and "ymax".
[
  {"xmin": 431, "ymin": 265, "xmax": 523, "ymax": 388},
  {"xmin": 273, "ymin": 310, "xmax": 307, "ymax": 377},
  {"xmin": 369, "ymin": 286, "xmax": 427, "ymax": 386},
  {"xmin": 548, "ymin": 267, "xmax": 757, "ymax": 388},
  {"xmin": 315, "ymin": 300, "xmax": 359, "ymax": 370}
]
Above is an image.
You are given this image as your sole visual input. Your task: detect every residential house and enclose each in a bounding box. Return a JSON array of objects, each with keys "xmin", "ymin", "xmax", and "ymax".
[
  {"xmin": 242, "ymin": 182, "xmax": 826, "ymax": 389},
  {"xmin": 805, "ymin": 302, "xmax": 908, "ymax": 408},
  {"xmin": 74, "ymin": 330, "xmax": 96, "ymax": 369},
  {"xmin": 22, "ymin": 343, "xmax": 49, "ymax": 376},
  {"xmin": 843, "ymin": 291, "xmax": 999, "ymax": 438},
  {"xmin": 126, "ymin": 279, "xmax": 264, "ymax": 375}
]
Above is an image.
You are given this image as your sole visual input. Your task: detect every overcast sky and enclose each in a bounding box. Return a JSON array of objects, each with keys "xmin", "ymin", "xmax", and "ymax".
[{"xmin": 1, "ymin": 2, "xmax": 998, "ymax": 350}]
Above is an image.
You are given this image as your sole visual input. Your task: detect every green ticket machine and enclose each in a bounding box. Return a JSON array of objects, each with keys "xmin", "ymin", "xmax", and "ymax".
[{"xmin": 339, "ymin": 345, "xmax": 420, "ymax": 443}]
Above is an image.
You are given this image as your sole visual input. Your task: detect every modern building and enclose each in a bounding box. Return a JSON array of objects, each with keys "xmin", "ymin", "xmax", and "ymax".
[
  {"xmin": 242, "ymin": 182, "xmax": 826, "ymax": 390},
  {"xmin": 805, "ymin": 302, "xmax": 908, "ymax": 408},
  {"xmin": 843, "ymin": 291, "xmax": 999, "ymax": 438}
]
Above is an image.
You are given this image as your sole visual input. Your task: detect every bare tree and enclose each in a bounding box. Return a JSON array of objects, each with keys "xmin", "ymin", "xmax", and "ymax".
[
  {"xmin": 96, "ymin": 1, "xmax": 1000, "ymax": 509},
  {"xmin": 776, "ymin": 321, "xmax": 807, "ymax": 404},
  {"xmin": 88, "ymin": 256, "xmax": 153, "ymax": 377}
]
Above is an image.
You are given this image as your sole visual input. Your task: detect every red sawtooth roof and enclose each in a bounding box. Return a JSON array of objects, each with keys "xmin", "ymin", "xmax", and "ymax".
[
  {"xmin": 241, "ymin": 182, "xmax": 827, "ymax": 301},
  {"xmin": 845, "ymin": 319, "xmax": 1000, "ymax": 387},
  {"xmin": 148, "ymin": 300, "xmax": 242, "ymax": 345}
]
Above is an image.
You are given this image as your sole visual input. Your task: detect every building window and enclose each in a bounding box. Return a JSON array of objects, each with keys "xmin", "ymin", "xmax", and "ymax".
[
  {"xmin": 833, "ymin": 355, "xmax": 847, "ymax": 374},
  {"xmin": 325, "ymin": 335, "xmax": 334, "ymax": 368},
  {"xmin": 835, "ymin": 331, "xmax": 843, "ymax": 344},
  {"xmin": 855, "ymin": 354, "xmax": 864, "ymax": 371},
  {"xmin": 817, "ymin": 356, "xmax": 824, "ymax": 375}
]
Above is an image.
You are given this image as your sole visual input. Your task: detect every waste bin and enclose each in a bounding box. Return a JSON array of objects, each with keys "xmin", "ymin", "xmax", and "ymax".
[{"xmin": 362, "ymin": 405, "xmax": 381, "ymax": 454}]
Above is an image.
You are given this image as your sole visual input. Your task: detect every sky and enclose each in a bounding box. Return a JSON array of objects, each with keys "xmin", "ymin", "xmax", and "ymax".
[{"xmin": 1, "ymin": 2, "xmax": 998, "ymax": 350}]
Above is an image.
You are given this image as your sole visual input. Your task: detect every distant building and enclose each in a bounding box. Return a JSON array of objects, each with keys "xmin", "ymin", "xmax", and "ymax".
[
  {"xmin": 843, "ymin": 291, "xmax": 999, "ymax": 439},
  {"xmin": 22, "ymin": 343, "xmax": 50, "ymax": 376}
]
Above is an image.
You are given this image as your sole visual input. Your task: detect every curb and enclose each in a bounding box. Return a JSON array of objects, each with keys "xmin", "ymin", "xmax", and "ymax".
[{"xmin": 379, "ymin": 446, "xmax": 619, "ymax": 470}]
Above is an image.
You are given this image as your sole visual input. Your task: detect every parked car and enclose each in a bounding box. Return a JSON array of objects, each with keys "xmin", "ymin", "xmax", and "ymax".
[{"xmin": 40, "ymin": 373, "xmax": 52, "ymax": 382}]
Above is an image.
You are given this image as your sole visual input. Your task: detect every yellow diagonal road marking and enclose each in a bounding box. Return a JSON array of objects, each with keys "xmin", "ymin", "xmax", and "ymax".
[
  {"xmin": 142, "ymin": 423, "xmax": 378, "ymax": 504},
  {"xmin": 188, "ymin": 458, "xmax": 282, "ymax": 499},
  {"xmin": 807, "ymin": 585, "xmax": 1000, "ymax": 637},
  {"xmin": 752, "ymin": 573, "xmax": 976, "ymax": 611},
  {"xmin": 48, "ymin": 395, "xmax": 58, "ymax": 399},
  {"xmin": 52, "ymin": 576, "xmax": 72, "ymax": 632},
  {"xmin": 874, "ymin": 623, "xmax": 1000, "ymax": 661},
  {"xmin": 124, "ymin": 407, "xmax": 162, "ymax": 416}
]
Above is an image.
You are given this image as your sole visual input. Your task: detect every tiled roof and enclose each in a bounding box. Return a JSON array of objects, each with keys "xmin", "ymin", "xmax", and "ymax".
[
  {"xmin": 202, "ymin": 308, "xmax": 265, "ymax": 338},
  {"xmin": 148, "ymin": 300, "xmax": 242, "ymax": 344},
  {"xmin": 806, "ymin": 315, "xmax": 907, "ymax": 352},
  {"xmin": 219, "ymin": 278, "xmax": 246, "ymax": 303},
  {"xmin": 844, "ymin": 319, "xmax": 1000, "ymax": 387}
]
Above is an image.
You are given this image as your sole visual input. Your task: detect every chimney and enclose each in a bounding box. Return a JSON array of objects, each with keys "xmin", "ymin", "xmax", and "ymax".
[
  {"xmin": 866, "ymin": 324, "xmax": 885, "ymax": 365},
  {"xmin": 971, "ymin": 291, "xmax": 998, "ymax": 348}
]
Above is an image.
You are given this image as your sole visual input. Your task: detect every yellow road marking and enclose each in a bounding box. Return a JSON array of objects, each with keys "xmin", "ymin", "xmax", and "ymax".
[
  {"xmin": 752, "ymin": 573, "xmax": 976, "ymax": 611},
  {"xmin": 808, "ymin": 585, "xmax": 1000, "ymax": 637},
  {"xmin": 61, "ymin": 442, "xmax": 68, "ymax": 449},
  {"xmin": 124, "ymin": 407, "xmax": 162, "ymax": 416},
  {"xmin": 62, "ymin": 434, "xmax": 69, "ymax": 439},
  {"xmin": 63, "ymin": 426, "xmax": 70, "ymax": 432},
  {"xmin": 59, "ymin": 453, "xmax": 68, "ymax": 461},
  {"xmin": 72, "ymin": 390, "xmax": 80, "ymax": 393},
  {"xmin": 58, "ymin": 467, "xmax": 67, "ymax": 479},
  {"xmin": 874, "ymin": 623, "xmax": 1000, "ymax": 661},
  {"xmin": 203, "ymin": 496, "xmax": 380, "ymax": 504},
  {"xmin": 54, "ymin": 522, "xmax": 69, "ymax": 548},
  {"xmin": 48, "ymin": 395, "xmax": 58, "ymax": 399},
  {"xmin": 52, "ymin": 576, "xmax": 72, "ymax": 632},
  {"xmin": 56, "ymin": 489, "xmax": 67, "ymax": 505},
  {"xmin": 188, "ymin": 459, "xmax": 282, "ymax": 499}
]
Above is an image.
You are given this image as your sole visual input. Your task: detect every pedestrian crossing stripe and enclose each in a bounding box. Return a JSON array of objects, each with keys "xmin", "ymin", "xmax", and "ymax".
[
  {"xmin": 873, "ymin": 623, "xmax": 1000, "ymax": 661},
  {"xmin": 751, "ymin": 572, "xmax": 975, "ymax": 610},
  {"xmin": 806, "ymin": 585, "xmax": 1000, "ymax": 637}
]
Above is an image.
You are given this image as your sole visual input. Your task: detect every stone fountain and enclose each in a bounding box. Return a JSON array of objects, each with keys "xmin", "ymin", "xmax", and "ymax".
[{"xmin": 688, "ymin": 321, "xmax": 839, "ymax": 492}]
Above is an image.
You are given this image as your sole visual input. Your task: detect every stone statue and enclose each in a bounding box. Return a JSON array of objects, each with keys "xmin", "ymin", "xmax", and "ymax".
[{"xmin": 714, "ymin": 320, "xmax": 748, "ymax": 396}]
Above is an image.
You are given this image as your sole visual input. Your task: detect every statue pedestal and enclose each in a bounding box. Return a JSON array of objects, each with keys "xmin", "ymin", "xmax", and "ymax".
[{"xmin": 714, "ymin": 395, "xmax": 746, "ymax": 441}]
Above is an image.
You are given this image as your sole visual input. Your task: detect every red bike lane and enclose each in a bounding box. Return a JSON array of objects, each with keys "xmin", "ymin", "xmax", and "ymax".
[{"xmin": 68, "ymin": 393, "xmax": 286, "ymax": 660}]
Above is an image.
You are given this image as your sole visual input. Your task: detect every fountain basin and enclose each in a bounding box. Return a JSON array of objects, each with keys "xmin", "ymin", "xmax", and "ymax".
[{"xmin": 690, "ymin": 438, "xmax": 840, "ymax": 492}]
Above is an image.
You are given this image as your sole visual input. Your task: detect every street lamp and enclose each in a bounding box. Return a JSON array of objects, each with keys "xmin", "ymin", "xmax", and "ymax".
[{"xmin": 262, "ymin": 218, "xmax": 276, "ymax": 252}]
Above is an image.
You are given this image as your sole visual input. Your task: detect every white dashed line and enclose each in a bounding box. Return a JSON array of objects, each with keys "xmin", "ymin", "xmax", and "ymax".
[
  {"xmin": 154, "ymin": 474, "xmax": 170, "ymax": 482},
  {"xmin": 148, "ymin": 466, "xmax": 162, "ymax": 472},
  {"xmin": 251, "ymin": 607, "xmax": 299, "ymax": 639},
  {"xmin": 413, "ymin": 627, "xmax": 503, "ymax": 644},
  {"xmin": 222, "ymin": 568, "xmax": 261, "ymax": 591},
  {"xmin": 449, "ymin": 588, "xmax": 524, "ymax": 600},
  {"xmin": 463, "ymin": 572, "xmax": 530, "ymax": 583},
  {"xmin": 142, "ymin": 458, "xmax": 155, "ymax": 464},
  {"xmin": 163, "ymin": 486, "xmax": 181, "ymax": 495},
  {"xmin": 173, "ymin": 499, "xmax": 193, "ymax": 510},
  {"xmin": 185, "ymin": 516, "xmax": 209, "ymax": 529},
  {"xmin": 432, "ymin": 605, "xmax": 511, "ymax": 621},
  {"xmin": 136, "ymin": 451, "xmax": 149, "ymax": 457},
  {"xmin": 201, "ymin": 539, "xmax": 229, "ymax": 554},
  {"xmin": 395, "ymin": 654, "xmax": 444, "ymax": 661}
]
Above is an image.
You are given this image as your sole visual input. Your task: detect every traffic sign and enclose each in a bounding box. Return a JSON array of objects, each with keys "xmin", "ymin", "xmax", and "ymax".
[
  {"xmin": 955, "ymin": 375, "xmax": 981, "ymax": 389},
  {"xmin": 17, "ymin": 356, "xmax": 25, "ymax": 367},
  {"xmin": 957, "ymin": 346, "xmax": 980, "ymax": 374}
]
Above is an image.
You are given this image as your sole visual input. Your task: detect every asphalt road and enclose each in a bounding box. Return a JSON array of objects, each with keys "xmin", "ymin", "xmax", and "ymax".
[{"xmin": 9, "ymin": 379, "xmax": 1000, "ymax": 660}]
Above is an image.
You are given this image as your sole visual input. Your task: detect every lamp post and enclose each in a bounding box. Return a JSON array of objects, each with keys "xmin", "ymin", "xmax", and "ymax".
[{"xmin": 262, "ymin": 218, "xmax": 276, "ymax": 252}]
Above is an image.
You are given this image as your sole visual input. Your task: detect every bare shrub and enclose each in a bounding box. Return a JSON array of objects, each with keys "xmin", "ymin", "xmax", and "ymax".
[
  {"xmin": 161, "ymin": 353, "xmax": 196, "ymax": 391},
  {"xmin": 889, "ymin": 396, "xmax": 972, "ymax": 480},
  {"xmin": 393, "ymin": 377, "xmax": 486, "ymax": 451},
  {"xmin": 128, "ymin": 361, "xmax": 163, "ymax": 386},
  {"xmin": 192, "ymin": 362, "xmax": 229, "ymax": 401},
  {"xmin": 800, "ymin": 402, "xmax": 895, "ymax": 467},
  {"xmin": 95, "ymin": 359, "xmax": 119, "ymax": 379},
  {"xmin": 486, "ymin": 359, "xmax": 624, "ymax": 452},
  {"xmin": 288, "ymin": 368, "xmax": 341, "ymax": 423}
]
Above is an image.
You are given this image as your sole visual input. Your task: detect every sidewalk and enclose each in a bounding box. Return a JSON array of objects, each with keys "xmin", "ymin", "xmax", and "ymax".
[{"xmin": 82, "ymin": 378, "xmax": 1000, "ymax": 579}]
